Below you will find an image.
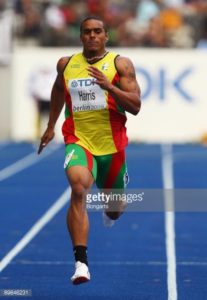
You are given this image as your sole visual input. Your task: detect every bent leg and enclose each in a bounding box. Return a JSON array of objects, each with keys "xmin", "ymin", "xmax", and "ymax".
[{"xmin": 96, "ymin": 150, "xmax": 129, "ymax": 221}]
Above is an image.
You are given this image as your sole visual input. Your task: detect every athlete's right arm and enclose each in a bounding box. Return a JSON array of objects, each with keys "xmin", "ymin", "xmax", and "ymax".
[{"xmin": 38, "ymin": 57, "xmax": 70, "ymax": 154}]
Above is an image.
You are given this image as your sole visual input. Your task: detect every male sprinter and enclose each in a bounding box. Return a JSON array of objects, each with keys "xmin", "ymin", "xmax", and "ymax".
[{"xmin": 38, "ymin": 16, "xmax": 141, "ymax": 285}]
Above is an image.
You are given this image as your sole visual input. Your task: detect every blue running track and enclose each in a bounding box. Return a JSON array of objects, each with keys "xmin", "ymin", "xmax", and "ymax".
[{"xmin": 0, "ymin": 142, "xmax": 207, "ymax": 300}]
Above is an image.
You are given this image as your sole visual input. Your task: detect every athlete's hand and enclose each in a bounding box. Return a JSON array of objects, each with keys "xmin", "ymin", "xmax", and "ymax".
[
  {"xmin": 87, "ymin": 66, "xmax": 112, "ymax": 91},
  {"xmin": 38, "ymin": 127, "xmax": 55, "ymax": 154}
]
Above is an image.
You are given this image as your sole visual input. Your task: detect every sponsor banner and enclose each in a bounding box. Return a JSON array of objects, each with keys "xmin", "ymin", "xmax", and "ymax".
[{"xmin": 68, "ymin": 78, "xmax": 107, "ymax": 112}]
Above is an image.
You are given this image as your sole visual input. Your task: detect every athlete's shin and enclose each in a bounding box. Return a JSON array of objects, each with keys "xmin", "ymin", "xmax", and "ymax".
[{"xmin": 67, "ymin": 196, "xmax": 89, "ymax": 246}]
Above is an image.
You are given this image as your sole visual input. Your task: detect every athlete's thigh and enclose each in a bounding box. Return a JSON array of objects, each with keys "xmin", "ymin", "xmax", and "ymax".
[
  {"xmin": 64, "ymin": 144, "xmax": 97, "ymax": 188},
  {"xmin": 95, "ymin": 150, "xmax": 129, "ymax": 190}
]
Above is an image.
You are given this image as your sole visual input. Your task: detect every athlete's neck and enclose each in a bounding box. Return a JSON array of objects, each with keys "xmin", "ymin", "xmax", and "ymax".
[{"xmin": 83, "ymin": 50, "xmax": 108, "ymax": 63}]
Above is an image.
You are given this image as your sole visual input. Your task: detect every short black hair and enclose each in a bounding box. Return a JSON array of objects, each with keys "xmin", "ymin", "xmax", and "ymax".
[{"xmin": 80, "ymin": 16, "xmax": 108, "ymax": 33}]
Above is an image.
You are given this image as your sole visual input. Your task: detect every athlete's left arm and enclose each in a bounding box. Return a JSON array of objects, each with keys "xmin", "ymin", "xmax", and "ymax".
[{"xmin": 87, "ymin": 56, "xmax": 141, "ymax": 115}]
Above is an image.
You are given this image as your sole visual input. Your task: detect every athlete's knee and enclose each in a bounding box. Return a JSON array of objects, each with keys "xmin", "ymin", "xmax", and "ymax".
[{"xmin": 71, "ymin": 182, "xmax": 87, "ymax": 202}]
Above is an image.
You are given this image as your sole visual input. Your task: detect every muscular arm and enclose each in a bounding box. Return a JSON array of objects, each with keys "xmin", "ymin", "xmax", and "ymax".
[
  {"xmin": 47, "ymin": 57, "xmax": 68, "ymax": 128},
  {"xmin": 38, "ymin": 56, "xmax": 69, "ymax": 154},
  {"xmin": 87, "ymin": 56, "xmax": 141, "ymax": 115}
]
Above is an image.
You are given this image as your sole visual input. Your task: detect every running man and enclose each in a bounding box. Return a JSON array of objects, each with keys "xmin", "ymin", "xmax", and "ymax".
[{"xmin": 38, "ymin": 16, "xmax": 141, "ymax": 285}]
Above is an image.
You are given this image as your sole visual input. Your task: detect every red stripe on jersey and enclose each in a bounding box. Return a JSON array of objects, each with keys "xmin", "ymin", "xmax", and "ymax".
[
  {"xmin": 62, "ymin": 79, "xmax": 79, "ymax": 144},
  {"xmin": 109, "ymin": 110, "xmax": 128, "ymax": 152},
  {"xmin": 107, "ymin": 72, "xmax": 128, "ymax": 151}
]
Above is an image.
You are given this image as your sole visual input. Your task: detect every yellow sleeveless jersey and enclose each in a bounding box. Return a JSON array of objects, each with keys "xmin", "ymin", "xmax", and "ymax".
[{"xmin": 62, "ymin": 52, "xmax": 128, "ymax": 155}]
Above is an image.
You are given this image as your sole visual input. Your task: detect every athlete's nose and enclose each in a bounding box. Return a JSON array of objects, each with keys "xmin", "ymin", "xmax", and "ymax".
[{"xmin": 89, "ymin": 30, "xmax": 95, "ymax": 38}]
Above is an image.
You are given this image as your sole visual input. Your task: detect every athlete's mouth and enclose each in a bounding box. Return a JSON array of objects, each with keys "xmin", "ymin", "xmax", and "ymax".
[{"xmin": 87, "ymin": 41, "xmax": 98, "ymax": 47}]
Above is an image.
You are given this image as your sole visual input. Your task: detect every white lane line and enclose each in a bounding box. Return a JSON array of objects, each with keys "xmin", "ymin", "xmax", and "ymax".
[
  {"xmin": 161, "ymin": 144, "xmax": 177, "ymax": 300},
  {"xmin": 0, "ymin": 187, "xmax": 71, "ymax": 273},
  {"xmin": 0, "ymin": 145, "xmax": 60, "ymax": 182},
  {"xmin": 11, "ymin": 260, "xmax": 168, "ymax": 266},
  {"xmin": 10, "ymin": 260, "xmax": 207, "ymax": 266}
]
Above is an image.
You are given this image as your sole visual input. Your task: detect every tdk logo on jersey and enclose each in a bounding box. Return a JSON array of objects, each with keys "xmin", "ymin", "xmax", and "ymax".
[
  {"xmin": 71, "ymin": 79, "xmax": 96, "ymax": 88},
  {"xmin": 71, "ymin": 81, "xmax": 78, "ymax": 88}
]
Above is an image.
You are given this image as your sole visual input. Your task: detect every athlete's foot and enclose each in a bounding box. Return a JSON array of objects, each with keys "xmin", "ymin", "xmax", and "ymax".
[
  {"xmin": 102, "ymin": 211, "xmax": 116, "ymax": 227},
  {"xmin": 103, "ymin": 197, "xmax": 127, "ymax": 227},
  {"xmin": 71, "ymin": 261, "xmax": 90, "ymax": 285}
]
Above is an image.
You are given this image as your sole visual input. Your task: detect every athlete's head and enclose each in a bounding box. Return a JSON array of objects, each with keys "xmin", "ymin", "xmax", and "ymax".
[
  {"xmin": 80, "ymin": 17, "xmax": 108, "ymax": 54},
  {"xmin": 80, "ymin": 16, "xmax": 108, "ymax": 33}
]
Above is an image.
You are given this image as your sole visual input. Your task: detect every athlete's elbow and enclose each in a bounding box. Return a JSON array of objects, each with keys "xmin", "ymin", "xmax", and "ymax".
[
  {"xmin": 132, "ymin": 100, "xmax": 141, "ymax": 115},
  {"xmin": 131, "ymin": 107, "xmax": 140, "ymax": 115}
]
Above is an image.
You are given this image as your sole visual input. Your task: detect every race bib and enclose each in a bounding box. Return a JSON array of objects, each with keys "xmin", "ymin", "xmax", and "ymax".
[{"xmin": 68, "ymin": 78, "xmax": 107, "ymax": 112}]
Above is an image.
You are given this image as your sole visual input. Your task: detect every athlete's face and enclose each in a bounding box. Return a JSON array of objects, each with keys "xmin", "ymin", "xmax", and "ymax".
[{"xmin": 80, "ymin": 19, "xmax": 108, "ymax": 54}]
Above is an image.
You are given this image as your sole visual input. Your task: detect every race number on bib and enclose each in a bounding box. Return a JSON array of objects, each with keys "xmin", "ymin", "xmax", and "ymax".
[{"xmin": 69, "ymin": 78, "xmax": 107, "ymax": 112}]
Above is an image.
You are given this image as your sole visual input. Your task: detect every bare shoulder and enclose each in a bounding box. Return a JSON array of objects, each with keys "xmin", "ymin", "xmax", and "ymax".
[
  {"xmin": 54, "ymin": 56, "xmax": 71, "ymax": 89},
  {"xmin": 57, "ymin": 56, "xmax": 71, "ymax": 73},
  {"xmin": 115, "ymin": 56, "xmax": 136, "ymax": 77},
  {"xmin": 116, "ymin": 55, "xmax": 133, "ymax": 64}
]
